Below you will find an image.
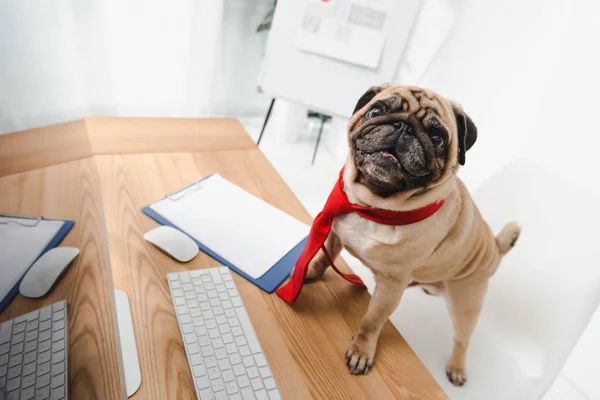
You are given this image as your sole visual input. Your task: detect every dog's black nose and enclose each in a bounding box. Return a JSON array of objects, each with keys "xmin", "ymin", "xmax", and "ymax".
[{"xmin": 393, "ymin": 121, "xmax": 412, "ymax": 133}]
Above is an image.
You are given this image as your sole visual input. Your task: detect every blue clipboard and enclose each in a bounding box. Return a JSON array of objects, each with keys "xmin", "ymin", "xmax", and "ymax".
[
  {"xmin": 142, "ymin": 177, "xmax": 307, "ymax": 294},
  {"xmin": 0, "ymin": 217, "xmax": 74, "ymax": 313}
]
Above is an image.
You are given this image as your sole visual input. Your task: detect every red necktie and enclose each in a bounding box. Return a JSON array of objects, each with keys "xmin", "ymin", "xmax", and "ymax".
[{"xmin": 276, "ymin": 168, "xmax": 446, "ymax": 304}]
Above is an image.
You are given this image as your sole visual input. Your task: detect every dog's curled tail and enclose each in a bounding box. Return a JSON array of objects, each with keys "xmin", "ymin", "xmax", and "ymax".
[{"xmin": 496, "ymin": 221, "xmax": 521, "ymax": 256}]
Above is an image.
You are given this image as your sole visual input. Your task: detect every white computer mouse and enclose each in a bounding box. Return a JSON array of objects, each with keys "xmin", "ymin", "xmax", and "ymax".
[
  {"xmin": 20, "ymin": 247, "xmax": 80, "ymax": 298},
  {"xmin": 143, "ymin": 226, "xmax": 198, "ymax": 263}
]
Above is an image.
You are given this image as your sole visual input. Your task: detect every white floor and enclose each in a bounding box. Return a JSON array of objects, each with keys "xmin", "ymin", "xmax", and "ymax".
[{"xmin": 240, "ymin": 116, "xmax": 600, "ymax": 400}]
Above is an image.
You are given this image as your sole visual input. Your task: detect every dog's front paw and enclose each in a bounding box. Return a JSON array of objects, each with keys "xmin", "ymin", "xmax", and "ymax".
[
  {"xmin": 446, "ymin": 364, "xmax": 466, "ymax": 386},
  {"xmin": 345, "ymin": 332, "xmax": 376, "ymax": 375}
]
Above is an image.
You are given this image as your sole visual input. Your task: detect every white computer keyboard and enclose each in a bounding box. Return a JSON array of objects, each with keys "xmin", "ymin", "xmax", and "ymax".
[
  {"xmin": 167, "ymin": 267, "xmax": 282, "ymax": 400},
  {"xmin": 0, "ymin": 300, "xmax": 68, "ymax": 400}
]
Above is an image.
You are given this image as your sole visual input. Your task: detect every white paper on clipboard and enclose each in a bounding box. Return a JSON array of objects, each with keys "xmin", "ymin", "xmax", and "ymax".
[
  {"xmin": 295, "ymin": 0, "xmax": 392, "ymax": 69},
  {"xmin": 0, "ymin": 216, "xmax": 65, "ymax": 302},
  {"xmin": 149, "ymin": 175, "xmax": 309, "ymax": 280}
]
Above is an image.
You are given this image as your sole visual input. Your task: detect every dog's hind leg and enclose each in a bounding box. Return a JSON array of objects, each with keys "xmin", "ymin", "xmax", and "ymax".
[
  {"xmin": 444, "ymin": 279, "xmax": 488, "ymax": 386},
  {"xmin": 305, "ymin": 232, "xmax": 342, "ymax": 282}
]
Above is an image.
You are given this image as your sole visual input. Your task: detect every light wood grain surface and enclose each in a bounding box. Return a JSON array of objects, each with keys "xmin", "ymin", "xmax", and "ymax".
[
  {"xmin": 0, "ymin": 158, "xmax": 126, "ymax": 399},
  {"xmin": 0, "ymin": 118, "xmax": 446, "ymax": 400}
]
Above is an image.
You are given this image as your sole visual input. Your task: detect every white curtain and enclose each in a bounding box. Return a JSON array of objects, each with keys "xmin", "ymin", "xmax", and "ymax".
[{"xmin": 0, "ymin": 0, "xmax": 273, "ymax": 135}]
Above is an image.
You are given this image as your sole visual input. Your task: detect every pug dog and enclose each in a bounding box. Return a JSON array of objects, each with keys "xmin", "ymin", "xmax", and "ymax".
[{"xmin": 305, "ymin": 84, "xmax": 521, "ymax": 386}]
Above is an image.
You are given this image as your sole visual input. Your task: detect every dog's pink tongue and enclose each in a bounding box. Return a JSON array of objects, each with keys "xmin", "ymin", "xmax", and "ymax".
[{"xmin": 381, "ymin": 151, "xmax": 399, "ymax": 163}]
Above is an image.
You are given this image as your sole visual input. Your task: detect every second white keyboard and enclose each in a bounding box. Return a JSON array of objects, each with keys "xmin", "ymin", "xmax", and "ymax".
[{"xmin": 167, "ymin": 267, "xmax": 282, "ymax": 400}]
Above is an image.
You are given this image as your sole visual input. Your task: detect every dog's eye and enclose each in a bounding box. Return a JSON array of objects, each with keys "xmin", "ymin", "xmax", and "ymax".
[
  {"xmin": 366, "ymin": 105, "xmax": 385, "ymax": 119},
  {"xmin": 431, "ymin": 135, "xmax": 445, "ymax": 147}
]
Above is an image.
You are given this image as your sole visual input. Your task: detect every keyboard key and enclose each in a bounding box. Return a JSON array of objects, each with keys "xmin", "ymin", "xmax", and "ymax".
[
  {"xmin": 222, "ymin": 370, "xmax": 235, "ymax": 383},
  {"xmin": 52, "ymin": 302, "xmax": 64, "ymax": 312},
  {"xmin": 219, "ymin": 292, "xmax": 229, "ymax": 301},
  {"xmin": 215, "ymin": 315, "xmax": 227, "ymax": 325},
  {"xmin": 52, "ymin": 311, "xmax": 64, "ymax": 322},
  {"xmin": 226, "ymin": 343, "xmax": 238, "ymax": 355},
  {"xmin": 36, "ymin": 385, "xmax": 50, "ymax": 400},
  {"xmin": 40, "ymin": 307, "xmax": 52, "ymax": 322},
  {"xmin": 51, "ymin": 362, "xmax": 65, "ymax": 376},
  {"xmin": 241, "ymin": 387, "xmax": 255, "ymax": 400},
  {"xmin": 201, "ymin": 346, "xmax": 214, "ymax": 357},
  {"xmin": 26, "ymin": 320, "xmax": 39, "ymax": 332},
  {"xmin": 218, "ymin": 359, "xmax": 231, "ymax": 371},
  {"xmin": 193, "ymin": 317, "xmax": 204, "ymax": 327},
  {"xmin": 1, "ymin": 321, "xmax": 14, "ymax": 344},
  {"xmin": 254, "ymin": 354, "xmax": 267, "ymax": 368},
  {"xmin": 52, "ymin": 339, "xmax": 65, "ymax": 353},
  {"xmin": 38, "ymin": 350, "xmax": 51, "ymax": 365},
  {"xmin": 179, "ymin": 272, "xmax": 191, "ymax": 283},
  {"xmin": 8, "ymin": 365, "xmax": 22, "ymax": 380},
  {"xmin": 198, "ymin": 294, "xmax": 208, "ymax": 302},
  {"xmin": 22, "ymin": 362, "xmax": 36, "ymax": 377},
  {"xmin": 203, "ymin": 311, "xmax": 214, "ymax": 320},
  {"xmin": 233, "ymin": 364, "xmax": 245, "ymax": 377},
  {"xmin": 0, "ymin": 343, "xmax": 10, "ymax": 355},
  {"xmin": 229, "ymin": 289, "xmax": 240, "ymax": 298},
  {"xmin": 211, "ymin": 378, "xmax": 225, "ymax": 393},
  {"xmin": 235, "ymin": 308, "xmax": 262, "ymax": 354},
  {"xmin": 200, "ymin": 302, "xmax": 211, "ymax": 311},
  {"xmin": 195, "ymin": 326, "xmax": 207, "ymax": 337},
  {"xmin": 13, "ymin": 323, "xmax": 26, "ymax": 335},
  {"xmin": 0, "ymin": 364, "xmax": 6, "ymax": 377},
  {"xmin": 232, "ymin": 327, "xmax": 244, "ymax": 337},
  {"xmin": 212, "ymin": 338, "xmax": 224, "ymax": 349},
  {"xmin": 243, "ymin": 356, "xmax": 255, "ymax": 368},
  {"xmin": 187, "ymin": 343, "xmax": 200, "ymax": 355},
  {"xmin": 181, "ymin": 323, "xmax": 193, "ymax": 334},
  {"xmin": 190, "ymin": 353, "xmax": 203, "ymax": 366},
  {"xmin": 225, "ymin": 281, "xmax": 236, "ymax": 289},
  {"xmin": 52, "ymin": 320, "xmax": 64, "ymax": 332},
  {"xmin": 24, "ymin": 340, "xmax": 37, "ymax": 353},
  {"xmin": 239, "ymin": 346, "xmax": 251, "ymax": 357},
  {"xmin": 229, "ymin": 354, "xmax": 242, "ymax": 366},
  {"xmin": 202, "ymin": 274, "xmax": 211, "ymax": 283},
  {"xmin": 185, "ymin": 333, "xmax": 196, "ymax": 344},
  {"xmin": 251, "ymin": 377, "xmax": 263, "ymax": 390},
  {"xmin": 222, "ymin": 300, "xmax": 233, "ymax": 309},
  {"xmin": 217, "ymin": 348, "xmax": 230, "ymax": 361},
  {"xmin": 209, "ymin": 329, "xmax": 220, "ymax": 339},
  {"xmin": 228, "ymin": 318, "xmax": 240, "ymax": 327},
  {"xmin": 21, "ymin": 385, "xmax": 35, "ymax": 400},
  {"xmin": 35, "ymin": 372, "xmax": 50, "ymax": 388},
  {"xmin": 204, "ymin": 356, "xmax": 217, "ymax": 368},
  {"xmin": 53, "ymin": 330, "xmax": 65, "ymax": 342},
  {"xmin": 247, "ymin": 366, "xmax": 259, "ymax": 379},
  {"xmin": 51, "ymin": 373, "xmax": 65, "ymax": 389},
  {"xmin": 259, "ymin": 366, "xmax": 271, "ymax": 379},
  {"xmin": 256, "ymin": 389, "xmax": 269, "ymax": 400},
  {"xmin": 183, "ymin": 283, "xmax": 193, "ymax": 292},
  {"xmin": 207, "ymin": 367, "xmax": 220, "ymax": 380},
  {"xmin": 39, "ymin": 340, "xmax": 52, "ymax": 354},
  {"xmin": 210, "ymin": 298, "xmax": 220, "ymax": 307},
  {"xmin": 25, "ymin": 330, "xmax": 38, "ymax": 342},
  {"xmin": 222, "ymin": 333, "xmax": 234, "ymax": 344},
  {"xmin": 226, "ymin": 381, "xmax": 239, "ymax": 395},
  {"xmin": 10, "ymin": 342, "xmax": 23, "ymax": 355},
  {"xmin": 264, "ymin": 378, "xmax": 276, "ymax": 390},
  {"xmin": 206, "ymin": 320, "xmax": 217, "ymax": 330},
  {"xmin": 216, "ymin": 284, "xmax": 226, "ymax": 293},
  {"xmin": 237, "ymin": 375, "xmax": 250, "ymax": 388},
  {"xmin": 196, "ymin": 375, "xmax": 210, "ymax": 390},
  {"xmin": 193, "ymin": 365, "xmax": 206, "ymax": 377},
  {"xmin": 198, "ymin": 336, "xmax": 211, "ymax": 347},
  {"xmin": 207, "ymin": 290, "xmax": 218, "ymax": 299},
  {"xmin": 235, "ymin": 336, "xmax": 247, "ymax": 347},
  {"xmin": 51, "ymin": 351, "xmax": 65, "ymax": 364},
  {"xmin": 232, "ymin": 297, "xmax": 243, "ymax": 307},
  {"xmin": 268, "ymin": 389, "xmax": 282, "ymax": 400},
  {"xmin": 37, "ymin": 362, "xmax": 51, "ymax": 377},
  {"xmin": 190, "ymin": 308, "xmax": 202, "ymax": 317},
  {"xmin": 210, "ymin": 268, "xmax": 224, "ymax": 284},
  {"xmin": 222, "ymin": 271, "xmax": 232, "ymax": 281},
  {"xmin": 39, "ymin": 330, "xmax": 51, "ymax": 343},
  {"xmin": 218, "ymin": 325, "xmax": 230, "ymax": 335},
  {"xmin": 9, "ymin": 354, "xmax": 23, "ymax": 367},
  {"xmin": 7, "ymin": 376, "xmax": 20, "ymax": 392},
  {"xmin": 11, "ymin": 332, "xmax": 25, "ymax": 344},
  {"xmin": 180, "ymin": 314, "xmax": 191, "ymax": 325}
]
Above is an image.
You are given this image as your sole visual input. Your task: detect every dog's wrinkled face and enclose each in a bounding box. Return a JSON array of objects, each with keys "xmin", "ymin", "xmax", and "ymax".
[{"xmin": 349, "ymin": 85, "xmax": 477, "ymax": 198}]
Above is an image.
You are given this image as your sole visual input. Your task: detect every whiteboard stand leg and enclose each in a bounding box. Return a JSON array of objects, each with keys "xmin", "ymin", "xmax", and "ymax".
[
  {"xmin": 257, "ymin": 98, "xmax": 276, "ymax": 146},
  {"xmin": 311, "ymin": 114, "xmax": 327, "ymax": 165}
]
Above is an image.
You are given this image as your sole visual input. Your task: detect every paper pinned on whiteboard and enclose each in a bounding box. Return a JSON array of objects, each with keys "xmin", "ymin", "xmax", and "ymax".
[{"xmin": 295, "ymin": 0, "xmax": 391, "ymax": 69}]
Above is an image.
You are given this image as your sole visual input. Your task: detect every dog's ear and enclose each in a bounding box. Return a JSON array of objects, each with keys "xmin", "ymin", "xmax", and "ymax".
[
  {"xmin": 352, "ymin": 84, "xmax": 388, "ymax": 115},
  {"xmin": 451, "ymin": 103, "xmax": 478, "ymax": 166}
]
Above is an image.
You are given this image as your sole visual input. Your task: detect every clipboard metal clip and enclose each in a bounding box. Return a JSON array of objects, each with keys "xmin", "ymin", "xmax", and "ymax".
[
  {"xmin": 0, "ymin": 213, "xmax": 43, "ymax": 227},
  {"xmin": 166, "ymin": 180, "xmax": 203, "ymax": 202}
]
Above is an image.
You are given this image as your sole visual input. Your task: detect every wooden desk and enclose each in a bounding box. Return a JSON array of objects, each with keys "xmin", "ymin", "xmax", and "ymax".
[{"xmin": 0, "ymin": 118, "xmax": 446, "ymax": 399}]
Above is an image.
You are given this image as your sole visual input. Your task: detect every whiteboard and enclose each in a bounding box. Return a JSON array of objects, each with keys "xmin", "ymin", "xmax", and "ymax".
[{"xmin": 257, "ymin": 0, "xmax": 423, "ymax": 118}]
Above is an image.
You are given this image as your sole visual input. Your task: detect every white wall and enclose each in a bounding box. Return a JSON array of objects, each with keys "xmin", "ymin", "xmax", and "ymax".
[{"xmin": 418, "ymin": 0, "xmax": 600, "ymax": 195}]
